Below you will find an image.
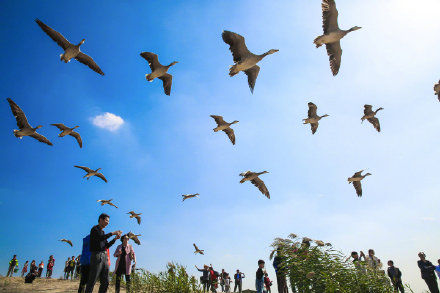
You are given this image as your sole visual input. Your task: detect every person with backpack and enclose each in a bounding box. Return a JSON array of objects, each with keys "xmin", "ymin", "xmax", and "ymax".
[
  {"xmin": 78, "ymin": 235, "xmax": 91, "ymax": 293},
  {"xmin": 196, "ymin": 264, "xmax": 211, "ymax": 293},
  {"xmin": 6, "ymin": 255, "xmax": 18, "ymax": 277},
  {"xmin": 418, "ymin": 252, "xmax": 439, "ymax": 293},
  {"xmin": 37, "ymin": 261, "xmax": 44, "ymax": 277},
  {"xmin": 210, "ymin": 266, "xmax": 219, "ymax": 293},
  {"xmin": 68, "ymin": 255, "xmax": 76, "ymax": 280},
  {"xmin": 21, "ymin": 261, "xmax": 29, "ymax": 277},
  {"xmin": 256, "ymin": 260, "xmax": 265, "ymax": 293},
  {"xmin": 25, "ymin": 260, "xmax": 38, "ymax": 284},
  {"xmin": 234, "ymin": 269, "xmax": 245, "ymax": 293},
  {"xmin": 264, "ymin": 272, "xmax": 273, "ymax": 293},
  {"xmin": 387, "ymin": 260, "xmax": 404, "ymax": 292}
]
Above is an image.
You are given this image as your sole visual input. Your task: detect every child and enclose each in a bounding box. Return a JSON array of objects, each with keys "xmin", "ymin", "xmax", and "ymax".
[
  {"xmin": 224, "ymin": 273, "xmax": 231, "ymax": 293},
  {"xmin": 264, "ymin": 272, "xmax": 272, "ymax": 293},
  {"xmin": 256, "ymin": 260, "xmax": 265, "ymax": 293},
  {"xmin": 21, "ymin": 261, "xmax": 29, "ymax": 277}
]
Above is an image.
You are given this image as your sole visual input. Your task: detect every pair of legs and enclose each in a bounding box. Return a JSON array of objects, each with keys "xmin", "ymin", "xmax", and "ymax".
[
  {"xmin": 77, "ymin": 265, "xmax": 89, "ymax": 293},
  {"xmin": 115, "ymin": 273, "xmax": 131, "ymax": 293},
  {"xmin": 256, "ymin": 280, "xmax": 264, "ymax": 293},
  {"xmin": 21, "ymin": 269, "xmax": 26, "ymax": 277},
  {"xmin": 425, "ymin": 277, "xmax": 440, "ymax": 293},
  {"xmin": 85, "ymin": 252, "xmax": 109, "ymax": 293},
  {"xmin": 234, "ymin": 282, "xmax": 242, "ymax": 292},
  {"xmin": 6, "ymin": 265, "xmax": 15, "ymax": 277},
  {"xmin": 276, "ymin": 273, "xmax": 289, "ymax": 293},
  {"xmin": 46, "ymin": 269, "xmax": 53, "ymax": 278}
]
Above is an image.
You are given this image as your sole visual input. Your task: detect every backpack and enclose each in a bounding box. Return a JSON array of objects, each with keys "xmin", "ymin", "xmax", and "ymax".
[{"xmin": 214, "ymin": 271, "xmax": 220, "ymax": 277}]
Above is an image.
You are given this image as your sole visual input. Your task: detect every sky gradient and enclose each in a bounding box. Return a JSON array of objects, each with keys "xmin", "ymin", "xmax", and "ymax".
[{"xmin": 1, "ymin": 0, "xmax": 440, "ymax": 291}]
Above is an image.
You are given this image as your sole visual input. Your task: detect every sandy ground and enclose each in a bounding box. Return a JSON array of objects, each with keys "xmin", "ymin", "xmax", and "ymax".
[{"xmin": 0, "ymin": 277, "xmax": 125, "ymax": 293}]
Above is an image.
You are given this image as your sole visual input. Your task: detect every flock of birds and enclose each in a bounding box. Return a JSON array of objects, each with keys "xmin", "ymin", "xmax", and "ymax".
[{"xmin": 5, "ymin": 0, "xmax": 439, "ymax": 256}]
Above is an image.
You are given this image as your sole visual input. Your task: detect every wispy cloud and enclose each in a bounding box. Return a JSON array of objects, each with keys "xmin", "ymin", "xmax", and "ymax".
[{"xmin": 91, "ymin": 112, "xmax": 124, "ymax": 131}]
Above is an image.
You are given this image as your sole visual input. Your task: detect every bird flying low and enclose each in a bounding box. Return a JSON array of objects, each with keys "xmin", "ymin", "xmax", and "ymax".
[
  {"xmin": 74, "ymin": 166, "xmax": 108, "ymax": 182},
  {"xmin": 97, "ymin": 199, "xmax": 118, "ymax": 208},
  {"xmin": 51, "ymin": 123, "xmax": 82, "ymax": 148},
  {"xmin": 35, "ymin": 19, "xmax": 104, "ymax": 75},
  {"xmin": 434, "ymin": 80, "xmax": 440, "ymax": 102},
  {"xmin": 6, "ymin": 98, "xmax": 53, "ymax": 146},
  {"xmin": 361, "ymin": 105, "xmax": 383, "ymax": 132},
  {"xmin": 222, "ymin": 30, "xmax": 278, "ymax": 93},
  {"xmin": 239, "ymin": 171, "xmax": 270, "ymax": 199},
  {"xmin": 193, "ymin": 243, "xmax": 204, "ymax": 255},
  {"xmin": 347, "ymin": 170, "xmax": 371, "ymax": 197},
  {"xmin": 127, "ymin": 211, "xmax": 142, "ymax": 225},
  {"xmin": 140, "ymin": 52, "xmax": 178, "ymax": 96},
  {"xmin": 210, "ymin": 115, "xmax": 238, "ymax": 145},
  {"xmin": 182, "ymin": 193, "xmax": 200, "ymax": 202},
  {"xmin": 59, "ymin": 239, "xmax": 73, "ymax": 247},
  {"xmin": 303, "ymin": 102, "xmax": 329, "ymax": 134},
  {"xmin": 127, "ymin": 232, "xmax": 141, "ymax": 245}
]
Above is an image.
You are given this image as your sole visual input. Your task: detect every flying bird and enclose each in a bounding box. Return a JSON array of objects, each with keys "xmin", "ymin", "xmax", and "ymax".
[
  {"xmin": 314, "ymin": 0, "xmax": 362, "ymax": 75},
  {"xmin": 59, "ymin": 239, "xmax": 73, "ymax": 247},
  {"xmin": 347, "ymin": 170, "xmax": 371, "ymax": 197},
  {"xmin": 51, "ymin": 123, "xmax": 82, "ymax": 148},
  {"xmin": 74, "ymin": 166, "xmax": 107, "ymax": 182},
  {"xmin": 127, "ymin": 232, "xmax": 141, "ymax": 245},
  {"xmin": 222, "ymin": 30, "xmax": 279, "ymax": 93},
  {"xmin": 239, "ymin": 171, "xmax": 270, "ymax": 199},
  {"xmin": 193, "ymin": 243, "xmax": 204, "ymax": 255},
  {"xmin": 210, "ymin": 115, "xmax": 238, "ymax": 145},
  {"xmin": 127, "ymin": 211, "xmax": 142, "ymax": 225},
  {"xmin": 6, "ymin": 98, "xmax": 53, "ymax": 146},
  {"xmin": 182, "ymin": 193, "xmax": 200, "ymax": 202},
  {"xmin": 303, "ymin": 102, "xmax": 329, "ymax": 134},
  {"xmin": 35, "ymin": 19, "xmax": 104, "ymax": 75},
  {"xmin": 97, "ymin": 199, "xmax": 118, "ymax": 208},
  {"xmin": 434, "ymin": 80, "xmax": 440, "ymax": 101},
  {"xmin": 361, "ymin": 105, "xmax": 383, "ymax": 132},
  {"xmin": 140, "ymin": 52, "xmax": 178, "ymax": 96}
]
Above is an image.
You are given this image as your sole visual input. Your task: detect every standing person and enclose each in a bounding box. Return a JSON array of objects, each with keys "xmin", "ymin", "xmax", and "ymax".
[
  {"xmin": 85, "ymin": 213, "xmax": 122, "ymax": 293},
  {"xmin": 6, "ymin": 255, "xmax": 18, "ymax": 277},
  {"xmin": 68, "ymin": 255, "xmax": 76, "ymax": 280},
  {"xmin": 418, "ymin": 252, "xmax": 440, "ymax": 293},
  {"xmin": 256, "ymin": 260, "xmax": 265, "ymax": 293},
  {"xmin": 436, "ymin": 259, "xmax": 440, "ymax": 279},
  {"xmin": 37, "ymin": 261, "xmax": 44, "ymax": 277},
  {"xmin": 387, "ymin": 260, "xmax": 404, "ymax": 292},
  {"xmin": 209, "ymin": 265, "xmax": 219, "ymax": 293},
  {"xmin": 273, "ymin": 249, "xmax": 289, "ymax": 293},
  {"xmin": 224, "ymin": 273, "xmax": 231, "ymax": 293},
  {"xmin": 64, "ymin": 257, "xmax": 71, "ymax": 279},
  {"xmin": 220, "ymin": 269, "xmax": 226, "ymax": 292},
  {"xmin": 362, "ymin": 249, "xmax": 379, "ymax": 270},
  {"xmin": 78, "ymin": 235, "xmax": 91, "ymax": 293},
  {"xmin": 114, "ymin": 234, "xmax": 136, "ymax": 293},
  {"xmin": 21, "ymin": 261, "xmax": 29, "ymax": 277},
  {"xmin": 46, "ymin": 255, "xmax": 55, "ymax": 278},
  {"xmin": 264, "ymin": 272, "xmax": 272, "ymax": 293},
  {"xmin": 75, "ymin": 255, "xmax": 81, "ymax": 279},
  {"xmin": 234, "ymin": 269, "xmax": 245, "ymax": 293},
  {"xmin": 24, "ymin": 260, "xmax": 38, "ymax": 284},
  {"xmin": 196, "ymin": 264, "xmax": 210, "ymax": 293}
]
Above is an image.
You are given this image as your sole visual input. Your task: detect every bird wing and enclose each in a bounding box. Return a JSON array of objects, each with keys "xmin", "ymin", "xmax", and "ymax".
[
  {"xmin": 325, "ymin": 41, "xmax": 342, "ymax": 76},
  {"xmin": 244, "ymin": 65, "xmax": 260, "ymax": 94},
  {"xmin": 7, "ymin": 98, "xmax": 31, "ymax": 129},
  {"xmin": 75, "ymin": 52, "xmax": 104, "ymax": 75},
  {"xmin": 193, "ymin": 243, "xmax": 199, "ymax": 251},
  {"xmin": 109, "ymin": 202, "xmax": 118, "ymax": 208},
  {"xmin": 132, "ymin": 235, "xmax": 141, "ymax": 245},
  {"xmin": 353, "ymin": 181, "xmax": 362, "ymax": 197},
  {"xmin": 96, "ymin": 173, "xmax": 108, "ymax": 183},
  {"xmin": 210, "ymin": 115, "xmax": 226, "ymax": 126},
  {"xmin": 353, "ymin": 170, "xmax": 363, "ymax": 177},
  {"xmin": 240, "ymin": 171, "xmax": 251, "ymax": 177},
  {"xmin": 158, "ymin": 73, "xmax": 173, "ymax": 96},
  {"xmin": 29, "ymin": 133, "xmax": 53, "ymax": 146},
  {"xmin": 310, "ymin": 123, "xmax": 319, "ymax": 134},
  {"xmin": 307, "ymin": 102, "xmax": 318, "ymax": 118},
  {"xmin": 367, "ymin": 117, "xmax": 380, "ymax": 132},
  {"xmin": 140, "ymin": 52, "xmax": 161, "ymax": 71},
  {"xmin": 35, "ymin": 19, "xmax": 71, "ymax": 50},
  {"xmin": 69, "ymin": 131, "xmax": 82, "ymax": 148},
  {"xmin": 250, "ymin": 177, "xmax": 270, "ymax": 199},
  {"xmin": 74, "ymin": 166, "xmax": 94, "ymax": 173},
  {"xmin": 223, "ymin": 128, "xmax": 235, "ymax": 145},
  {"xmin": 135, "ymin": 215, "xmax": 141, "ymax": 225},
  {"xmin": 322, "ymin": 0, "xmax": 339, "ymax": 34},
  {"xmin": 51, "ymin": 123, "xmax": 69, "ymax": 130},
  {"xmin": 222, "ymin": 30, "xmax": 250, "ymax": 63}
]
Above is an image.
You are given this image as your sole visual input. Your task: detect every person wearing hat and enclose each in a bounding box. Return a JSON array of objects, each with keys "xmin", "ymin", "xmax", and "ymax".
[
  {"xmin": 114, "ymin": 234, "xmax": 136, "ymax": 293},
  {"xmin": 196, "ymin": 264, "xmax": 211, "ymax": 292},
  {"xmin": 418, "ymin": 252, "xmax": 439, "ymax": 293}
]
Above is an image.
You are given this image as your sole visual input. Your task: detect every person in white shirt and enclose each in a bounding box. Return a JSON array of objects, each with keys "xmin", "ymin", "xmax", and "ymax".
[{"xmin": 224, "ymin": 273, "xmax": 231, "ymax": 293}]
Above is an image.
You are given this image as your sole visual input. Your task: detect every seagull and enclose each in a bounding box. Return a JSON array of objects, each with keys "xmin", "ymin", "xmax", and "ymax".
[
  {"xmin": 127, "ymin": 232, "xmax": 141, "ymax": 245},
  {"xmin": 182, "ymin": 193, "xmax": 200, "ymax": 202},
  {"xmin": 127, "ymin": 211, "xmax": 142, "ymax": 225},
  {"xmin": 51, "ymin": 123, "xmax": 82, "ymax": 148},
  {"xmin": 239, "ymin": 171, "xmax": 270, "ymax": 199},
  {"xmin": 347, "ymin": 170, "xmax": 371, "ymax": 197},
  {"xmin": 140, "ymin": 52, "xmax": 178, "ymax": 96},
  {"xmin": 210, "ymin": 115, "xmax": 238, "ymax": 145},
  {"xmin": 74, "ymin": 166, "xmax": 107, "ymax": 182},
  {"xmin": 59, "ymin": 239, "xmax": 73, "ymax": 247},
  {"xmin": 193, "ymin": 243, "xmax": 204, "ymax": 255},
  {"xmin": 303, "ymin": 102, "xmax": 329, "ymax": 134},
  {"xmin": 35, "ymin": 19, "xmax": 104, "ymax": 75},
  {"xmin": 314, "ymin": 0, "xmax": 362, "ymax": 76},
  {"xmin": 434, "ymin": 80, "xmax": 440, "ymax": 101},
  {"xmin": 97, "ymin": 199, "xmax": 118, "ymax": 208},
  {"xmin": 6, "ymin": 98, "xmax": 53, "ymax": 146},
  {"xmin": 361, "ymin": 105, "xmax": 383, "ymax": 132},
  {"xmin": 222, "ymin": 30, "xmax": 279, "ymax": 93}
]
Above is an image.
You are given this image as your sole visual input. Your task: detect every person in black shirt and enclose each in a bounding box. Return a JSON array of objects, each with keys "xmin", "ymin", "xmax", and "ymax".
[
  {"xmin": 387, "ymin": 260, "xmax": 404, "ymax": 292},
  {"xmin": 418, "ymin": 252, "xmax": 439, "ymax": 293},
  {"xmin": 256, "ymin": 260, "xmax": 265, "ymax": 293},
  {"xmin": 85, "ymin": 213, "xmax": 122, "ymax": 293}
]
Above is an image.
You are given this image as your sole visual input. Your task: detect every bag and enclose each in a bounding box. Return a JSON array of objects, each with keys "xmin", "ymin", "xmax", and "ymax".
[
  {"xmin": 214, "ymin": 271, "xmax": 220, "ymax": 277},
  {"xmin": 14, "ymin": 267, "xmax": 18, "ymax": 273},
  {"xmin": 25, "ymin": 272, "xmax": 36, "ymax": 284}
]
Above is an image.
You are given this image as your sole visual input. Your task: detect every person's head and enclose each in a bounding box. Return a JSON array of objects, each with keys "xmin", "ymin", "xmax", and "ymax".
[
  {"xmin": 222, "ymin": 269, "xmax": 225, "ymax": 272},
  {"xmin": 25, "ymin": 260, "xmax": 28, "ymax": 263},
  {"xmin": 418, "ymin": 252, "xmax": 426, "ymax": 260},
  {"xmin": 236, "ymin": 269, "xmax": 239, "ymax": 273},
  {"xmin": 258, "ymin": 259, "xmax": 265, "ymax": 268},
  {"xmin": 68, "ymin": 257, "xmax": 70, "ymax": 260},
  {"xmin": 368, "ymin": 249, "xmax": 375, "ymax": 256},
  {"xmin": 204, "ymin": 264, "xmax": 208, "ymax": 269},
  {"xmin": 121, "ymin": 234, "xmax": 129, "ymax": 245},
  {"xmin": 438, "ymin": 259, "xmax": 440, "ymax": 265},
  {"xmin": 388, "ymin": 260, "xmax": 394, "ymax": 267},
  {"xmin": 71, "ymin": 255, "xmax": 75, "ymax": 259},
  {"xmin": 13, "ymin": 254, "xmax": 16, "ymax": 259},
  {"xmin": 98, "ymin": 213, "xmax": 110, "ymax": 228},
  {"xmin": 351, "ymin": 251, "xmax": 358, "ymax": 259},
  {"xmin": 264, "ymin": 272, "xmax": 268, "ymax": 276}
]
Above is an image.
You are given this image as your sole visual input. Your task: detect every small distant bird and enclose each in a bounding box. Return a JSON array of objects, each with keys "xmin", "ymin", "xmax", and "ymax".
[
  {"xmin": 222, "ymin": 30, "xmax": 279, "ymax": 93},
  {"xmin": 97, "ymin": 199, "xmax": 118, "ymax": 208},
  {"xmin": 303, "ymin": 237, "xmax": 313, "ymax": 243},
  {"xmin": 140, "ymin": 52, "xmax": 178, "ymax": 96},
  {"xmin": 303, "ymin": 102, "xmax": 329, "ymax": 134},
  {"xmin": 314, "ymin": 0, "xmax": 361, "ymax": 76},
  {"xmin": 434, "ymin": 80, "xmax": 440, "ymax": 101},
  {"xmin": 193, "ymin": 243, "xmax": 204, "ymax": 255},
  {"xmin": 59, "ymin": 239, "xmax": 73, "ymax": 247},
  {"xmin": 51, "ymin": 123, "xmax": 82, "ymax": 148},
  {"xmin": 6, "ymin": 98, "xmax": 53, "ymax": 146},
  {"xmin": 127, "ymin": 211, "xmax": 142, "ymax": 225},
  {"xmin": 127, "ymin": 232, "xmax": 141, "ymax": 245},
  {"xmin": 210, "ymin": 115, "xmax": 238, "ymax": 145},
  {"xmin": 182, "ymin": 193, "xmax": 200, "ymax": 202},
  {"xmin": 347, "ymin": 170, "xmax": 371, "ymax": 197},
  {"xmin": 315, "ymin": 240, "xmax": 325, "ymax": 246},
  {"xmin": 239, "ymin": 171, "xmax": 270, "ymax": 199},
  {"xmin": 361, "ymin": 105, "xmax": 383, "ymax": 132},
  {"xmin": 74, "ymin": 166, "xmax": 107, "ymax": 182},
  {"xmin": 35, "ymin": 19, "xmax": 104, "ymax": 75}
]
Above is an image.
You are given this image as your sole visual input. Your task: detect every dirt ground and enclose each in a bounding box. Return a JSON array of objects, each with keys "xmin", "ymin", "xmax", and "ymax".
[{"xmin": 0, "ymin": 277, "xmax": 125, "ymax": 293}]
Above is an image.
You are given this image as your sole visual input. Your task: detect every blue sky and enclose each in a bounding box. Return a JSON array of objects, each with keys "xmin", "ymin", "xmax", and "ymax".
[{"xmin": 1, "ymin": 0, "xmax": 440, "ymax": 291}]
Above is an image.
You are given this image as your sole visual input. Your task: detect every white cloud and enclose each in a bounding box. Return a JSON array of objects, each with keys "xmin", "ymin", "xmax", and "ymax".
[{"xmin": 91, "ymin": 112, "xmax": 124, "ymax": 131}]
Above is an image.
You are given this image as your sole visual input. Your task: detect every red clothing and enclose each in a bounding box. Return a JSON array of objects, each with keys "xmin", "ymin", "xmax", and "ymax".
[{"xmin": 264, "ymin": 276, "xmax": 272, "ymax": 287}]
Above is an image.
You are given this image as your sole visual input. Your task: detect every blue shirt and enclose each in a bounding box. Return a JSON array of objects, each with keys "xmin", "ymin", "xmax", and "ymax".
[
  {"xmin": 435, "ymin": 265, "xmax": 440, "ymax": 278},
  {"xmin": 80, "ymin": 235, "xmax": 91, "ymax": 266}
]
